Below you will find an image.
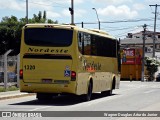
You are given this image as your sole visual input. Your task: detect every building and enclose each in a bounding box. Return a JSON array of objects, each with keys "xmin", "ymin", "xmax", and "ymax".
[
  {"xmin": 120, "ymin": 31, "xmax": 160, "ymax": 80},
  {"xmin": 121, "ymin": 31, "xmax": 160, "ymax": 53}
]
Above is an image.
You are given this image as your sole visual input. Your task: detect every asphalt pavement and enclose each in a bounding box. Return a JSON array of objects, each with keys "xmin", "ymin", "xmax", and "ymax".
[{"xmin": 0, "ymin": 80, "xmax": 159, "ymax": 104}]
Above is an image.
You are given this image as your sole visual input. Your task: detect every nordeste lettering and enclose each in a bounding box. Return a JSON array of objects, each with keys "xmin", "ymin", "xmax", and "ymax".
[{"xmin": 28, "ymin": 47, "xmax": 68, "ymax": 53}]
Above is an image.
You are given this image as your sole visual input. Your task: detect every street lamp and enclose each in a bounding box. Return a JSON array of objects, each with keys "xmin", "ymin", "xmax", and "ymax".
[{"xmin": 92, "ymin": 8, "xmax": 100, "ymax": 30}]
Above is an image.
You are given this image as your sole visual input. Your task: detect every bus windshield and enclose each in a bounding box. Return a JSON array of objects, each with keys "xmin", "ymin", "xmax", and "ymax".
[{"xmin": 24, "ymin": 28, "xmax": 73, "ymax": 47}]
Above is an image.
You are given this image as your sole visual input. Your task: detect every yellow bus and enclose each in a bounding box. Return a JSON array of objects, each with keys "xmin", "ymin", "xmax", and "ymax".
[{"xmin": 20, "ymin": 24, "xmax": 120, "ymax": 101}]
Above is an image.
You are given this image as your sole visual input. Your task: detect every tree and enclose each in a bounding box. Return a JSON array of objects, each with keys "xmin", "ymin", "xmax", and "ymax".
[
  {"xmin": 47, "ymin": 19, "xmax": 57, "ymax": 24},
  {"xmin": 30, "ymin": 11, "xmax": 54, "ymax": 23},
  {"xmin": 145, "ymin": 56, "xmax": 160, "ymax": 81},
  {"xmin": 43, "ymin": 11, "xmax": 46, "ymax": 21},
  {"xmin": 0, "ymin": 11, "xmax": 58, "ymax": 55},
  {"xmin": 0, "ymin": 16, "xmax": 21, "ymax": 55}
]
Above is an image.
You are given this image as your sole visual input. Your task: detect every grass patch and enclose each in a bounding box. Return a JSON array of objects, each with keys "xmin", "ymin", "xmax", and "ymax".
[{"xmin": 0, "ymin": 86, "xmax": 19, "ymax": 92}]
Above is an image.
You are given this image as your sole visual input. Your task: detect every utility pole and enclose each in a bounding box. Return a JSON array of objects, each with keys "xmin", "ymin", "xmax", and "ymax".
[
  {"xmin": 26, "ymin": 0, "xmax": 28, "ymax": 24},
  {"xmin": 141, "ymin": 24, "xmax": 147, "ymax": 82},
  {"xmin": 149, "ymin": 4, "xmax": 160, "ymax": 57},
  {"xmin": 81, "ymin": 22, "xmax": 84, "ymax": 28},
  {"xmin": 69, "ymin": 0, "xmax": 74, "ymax": 25}
]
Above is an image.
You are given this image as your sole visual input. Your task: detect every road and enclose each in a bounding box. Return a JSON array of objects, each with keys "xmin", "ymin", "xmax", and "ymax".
[{"xmin": 0, "ymin": 81, "xmax": 160, "ymax": 120}]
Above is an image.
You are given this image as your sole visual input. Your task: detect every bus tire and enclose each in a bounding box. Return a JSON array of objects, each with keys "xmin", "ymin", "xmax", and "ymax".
[{"xmin": 83, "ymin": 82, "xmax": 92, "ymax": 101}]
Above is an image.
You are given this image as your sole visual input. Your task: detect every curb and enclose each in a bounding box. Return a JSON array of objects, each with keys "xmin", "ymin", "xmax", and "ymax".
[{"xmin": 0, "ymin": 93, "xmax": 35, "ymax": 101}]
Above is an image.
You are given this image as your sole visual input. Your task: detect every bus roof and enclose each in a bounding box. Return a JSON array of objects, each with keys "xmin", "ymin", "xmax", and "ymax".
[{"xmin": 24, "ymin": 23, "xmax": 116, "ymax": 40}]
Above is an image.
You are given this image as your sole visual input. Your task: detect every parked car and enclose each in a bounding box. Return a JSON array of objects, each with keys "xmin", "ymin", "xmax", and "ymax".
[
  {"xmin": 0, "ymin": 72, "xmax": 17, "ymax": 83},
  {"xmin": 156, "ymin": 73, "xmax": 160, "ymax": 82},
  {"xmin": 8, "ymin": 72, "xmax": 17, "ymax": 82}
]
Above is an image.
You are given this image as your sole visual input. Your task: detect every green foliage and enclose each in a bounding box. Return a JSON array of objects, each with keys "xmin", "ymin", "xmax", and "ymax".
[
  {"xmin": 0, "ymin": 86, "xmax": 19, "ymax": 92},
  {"xmin": 0, "ymin": 16, "xmax": 20, "ymax": 55},
  {"xmin": 145, "ymin": 56, "xmax": 160, "ymax": 81},
  {"xmin": 29, "ymin": 11, "xmax": 55, "ymax": 23},
  {"xmin": 0, "ymin": 11, "xmax": 58, "ymax": 55}
]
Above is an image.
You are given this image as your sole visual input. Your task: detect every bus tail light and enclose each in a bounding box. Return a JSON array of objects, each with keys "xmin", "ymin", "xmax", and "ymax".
[
  {"xmin": 71, "ymin": 71, "xmax": 76, "ymax": 81},
  {"xmin": 20, "ymin": 69, "xmax": 23, "ymax": 79}
]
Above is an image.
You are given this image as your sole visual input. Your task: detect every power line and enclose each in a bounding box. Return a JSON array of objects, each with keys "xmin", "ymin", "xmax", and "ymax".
[
  {"xmin": 113, "ymin": 25, "xmax": 160, "ymax": 38},
  {"xmin": 19, "ymin": 0, "xmax": 68, "ymax": 8},
  {"xmin": 101, "ymin": 18, "xmax": 154, "ymax": 23},
  {"xmin": 101, "ymin": 26, "xmax": 140, "ymax": 31},
  {"xmin": 114, "ymin": 27, "xmax": 142, "ymax": 37},
  {"xmin": 75, "ymin": 18, "xmax": 154, "ymax": 25},
  {"xmin": 45, "ymin": 0, "xmax": 68, "ymax": 7}
]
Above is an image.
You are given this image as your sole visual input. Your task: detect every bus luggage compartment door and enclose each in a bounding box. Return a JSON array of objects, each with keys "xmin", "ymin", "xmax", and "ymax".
[{"xmin": 22, "ymin": 58, "xmax": 72, "ymax": 83}]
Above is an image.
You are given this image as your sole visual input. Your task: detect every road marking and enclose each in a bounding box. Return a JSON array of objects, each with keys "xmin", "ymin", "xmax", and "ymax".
[
  {"xmin": 87, "ymin": 95, "xmax": 123, "ymax": 106},
  {"xmin": 144, "ymin": 89, "xmax": 156, "ymax": 94},
  {"xmin": 28, "ymin": 106, "xmax": 52, "ymax": 111}
]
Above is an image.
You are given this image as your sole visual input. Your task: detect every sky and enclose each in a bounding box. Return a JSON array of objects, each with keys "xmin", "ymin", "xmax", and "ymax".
[{"xmin": 0, "ymin": 0, "xmax": 160, "ymax": 39}]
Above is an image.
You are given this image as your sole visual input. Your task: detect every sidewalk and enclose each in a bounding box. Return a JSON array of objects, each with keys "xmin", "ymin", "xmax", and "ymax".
[{"xmin": 0, "ymin": 90, "xmax": 35, "ymax": 100}]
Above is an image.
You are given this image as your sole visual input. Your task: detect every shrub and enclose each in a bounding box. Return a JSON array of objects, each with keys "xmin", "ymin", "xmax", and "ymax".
[{"xmin": 145, "ymin": 56, "xmax": 160, "ymax": 81}]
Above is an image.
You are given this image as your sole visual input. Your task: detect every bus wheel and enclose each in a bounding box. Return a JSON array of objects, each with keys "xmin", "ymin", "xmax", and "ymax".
[
  {"xmin": 83, "ymin": 82, "xmax": 92, "ymax": 101},
  {"xmin": 36, "ymin": 93, "xmax": 52, "ymax": 101}
]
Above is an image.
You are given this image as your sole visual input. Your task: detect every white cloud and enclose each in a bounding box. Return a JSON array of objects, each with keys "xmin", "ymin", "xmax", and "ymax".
[
  {"xmin": 47, "ymin": 11, "xmax": 61, "ymax": 19},
  {"xmin": 98, "ymin": 5, "xmax": 138, "ymax": 19},
  {"xmin": 145, "ymin": 0, "xmax": 160, "ymax": 4},
  {"xmin": 0, "ymin": 0, "xmax": 25, "ymax": 11},
  {"xmin": 0, "ymin": 0, "xmax": 63, "ymax": 18},
  {"xmin": 29, "ymin": 0, "xmax": 53, "ymax": 11},
  {"xmin": 62, "ymin": 9, "xmax": 70, "ymax": 17},
  {"xmin": 0, "ymin": 0, "xmax": 54, "ymax": 11},
  {"xmin": 75, "ymin": 9, "xmax": 87, "ymax": 17},
  {"xmin": 75, "ymin": 0, "xmax": 85, "ymax": 4},
  {"xmin": 62, "ymin": 0, "xmax": 84, "ymax": 4},
  {"xmin": 92, "ymin": 0, "xmax": 133, "ymax": 5},
  {"xmin": 133, "ymin": 3, "xmax": 145, "ymax": 11}
]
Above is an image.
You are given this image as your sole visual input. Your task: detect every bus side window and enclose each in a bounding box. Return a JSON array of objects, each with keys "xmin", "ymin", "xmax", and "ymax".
[
  {"xmin": 83, "ymin": 33, "xmax": 91, "ymax": 55},
  {"xmin": 78, "ymin": 32, "xmax": 84, "ymax": 54},
  {"xmin": 91, "ymin": 35, "xmax": 97, "ymax": 56}
]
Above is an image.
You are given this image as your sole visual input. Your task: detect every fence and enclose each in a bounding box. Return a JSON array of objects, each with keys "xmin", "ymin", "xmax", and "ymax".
[{"xmin": 0, "ymin": 50, "xmax": 20, "ymax": 90}]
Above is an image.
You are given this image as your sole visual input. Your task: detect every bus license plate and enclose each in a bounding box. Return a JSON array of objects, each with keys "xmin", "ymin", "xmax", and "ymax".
[{"xmin": 42, "ymin": 79, "xmax": 52, "ymax": 83}]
